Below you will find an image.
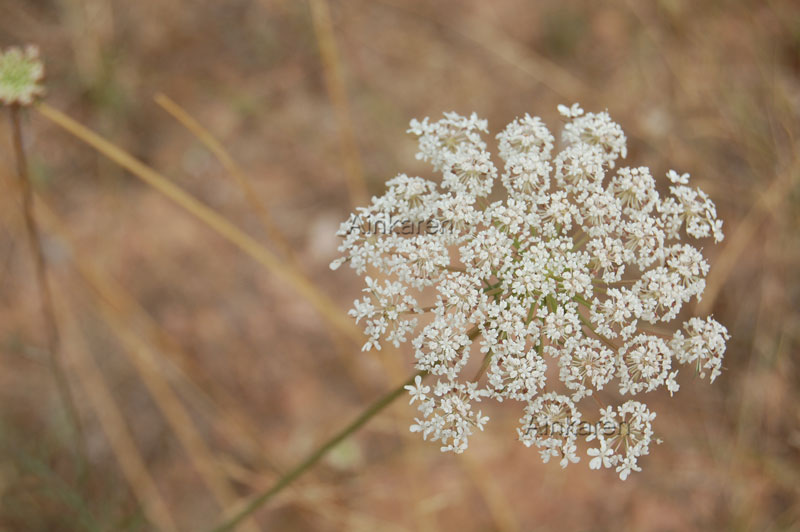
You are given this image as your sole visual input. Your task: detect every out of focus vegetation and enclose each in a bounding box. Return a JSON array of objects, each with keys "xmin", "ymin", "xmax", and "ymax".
[{"xmin": 0, "ymin": 0, "xmax": 799, "ymax": 530}]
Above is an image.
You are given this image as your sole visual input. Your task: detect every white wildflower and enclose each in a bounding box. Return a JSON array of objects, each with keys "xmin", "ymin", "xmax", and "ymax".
[
  {"xmin": 0, "ymin": 45, "xmax": 45, "ymax": 106},
  {"xmin": 559, "ymin": 337, "xmax": 615, "ymax": 400},
  {"xmin": 617, "ymin": 334, "xmax": 678, "ymax": 395},
  {"xmin": 557, "ymin": 103, "xmax": 584, "ymax": 118},
  {"xmin": 332, "ymin": 104, "xmax": 728, "ymax": 478},
  {"xmin": 670, "ymin": 316, "xmax": 729, "ymax": 381},
  {"xmin": 518, "ymin": 393, "xmax": 581, "ymax": 467},
  {"xmin": 588, "ymin": 401, "xmax": 657, "ymax": 480},
  {"xmin": 405, "ymin": 375, "xmax": 430, "ymax": 405}
]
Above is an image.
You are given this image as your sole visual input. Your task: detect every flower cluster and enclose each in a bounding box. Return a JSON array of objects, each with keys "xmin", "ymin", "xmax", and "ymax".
[
  {"xmin": 0, "ymin": 45, "xmax": 45, "ymax": 107},
  {"xmin": 331, "ymin": 104, "xmax": 729, "ymax": 479}
]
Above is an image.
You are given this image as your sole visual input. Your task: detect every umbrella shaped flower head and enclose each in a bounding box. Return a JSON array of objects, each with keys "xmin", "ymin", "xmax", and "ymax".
[{"xmin": 332, "ymin": 104, "xmax": 729, "ymax": 479}]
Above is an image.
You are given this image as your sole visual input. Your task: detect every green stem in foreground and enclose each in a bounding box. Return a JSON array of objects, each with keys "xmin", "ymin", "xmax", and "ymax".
[{"xmin": 209, "ymin": 371, "xmax": 426, "ymax": 532}]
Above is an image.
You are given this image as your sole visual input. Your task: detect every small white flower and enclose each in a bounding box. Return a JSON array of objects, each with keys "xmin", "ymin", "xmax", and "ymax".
[
  {"xmin": 617, "ymin": 334, "xmax": 677, "ymax": 395},
  {"xmin": 559, "ymin": 337, "xmax": 615, "ymax": 401},
  {"xmin": 666, "ymin": 169, "xmax": 690, "ymax": 184},
  {"xmin": 518, "ymin": 393, "xmax": 581, "ymax": 468},
  {"xmin": 405, "ymin": 375, "xmax": 430, "ymax": 405},
  {"xmin": 587, "ymin": 441, "xmax": 614, "ymax": 470},
  {"xmin": 557, "ymin": 103, "xmax": 584, "ymax": 118},
  {"xmin": 0, "ymin": 45, "xmax": 45, "ymax": 106},
  {"xmin": 671, "ymin": 316, "xmax": 729, "ymax": 381},
  {"xmin": 588, "ymin": 401, "xmax": 656, "ymax": 480}
]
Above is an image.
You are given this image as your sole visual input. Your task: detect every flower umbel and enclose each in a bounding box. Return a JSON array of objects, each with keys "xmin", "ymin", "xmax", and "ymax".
[
  {"xmin": 0, "ymin": 45, "xmax": 45, "ymax": 106},
  {"xmin": 332, "ymin": 104, "xmax": 729, "ymax": 479}
]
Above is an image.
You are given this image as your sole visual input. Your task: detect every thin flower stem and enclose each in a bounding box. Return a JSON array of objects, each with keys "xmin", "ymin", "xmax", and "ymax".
[
  {"xmin": 577, "ymin": 312, "xmax": 619, "ymax": 352},
  {"xmin": 572, "ymin": 296, "xmax": 620, "ymax": 350},
  {"xmin": 402, "ymin": 305, "xmax": 435, "ymax": 314},
  {"xmin": 8, "ymin": 105, "xmax": 86, "ymax": 461},
  {"xmin": 636, "ymin": 325, "xmax": 672, "ymax": 339},
  {"xmin": 209, "ymin": 371, "xmax": 425, "ymax": 532},
  {"xmin": 484, "ymin": 286, "xmax": 504, "ymax": 297},
  {"xmin": 571, "ymin": 231, "xmax": 589, "ymax": 251},
  {"xmin": 592, "ymin": 279, "xmax": 637, "ymax": 286},
  {"xmin": 463, "ymin": 323, "xmax": 489, "ymax": 381}
]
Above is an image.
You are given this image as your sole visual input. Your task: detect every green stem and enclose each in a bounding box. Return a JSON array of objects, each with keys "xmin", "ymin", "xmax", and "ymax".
[
  {"xmin": 209, "ymin": 371, "xmax": 425, "ymax": 532},
  {"xmin": 571, "ymin": 231, "xmax": 589, "ymax": 251},
  {"xmin": 577, "ymin": 312, "xmax": 619, "ymax": 351}
]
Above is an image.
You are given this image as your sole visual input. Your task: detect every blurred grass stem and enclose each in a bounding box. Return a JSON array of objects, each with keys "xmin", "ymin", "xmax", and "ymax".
[
  {"xmin": 54, "ymin": 286, "xmax": 180, "ymax": 532},
  {"xmin": 153, "ymin": 93, "xmax": 298, "ymax": 265},
  {"xmin": 8, "ymin": 104, "xmax": 86, "ymax": 462},
  {"xmin": 309, "ymin": 0, "xmax": 368, "ymax": 206},
  {"xmin": 153, "ymin": 92, "xmax": 376, "ymax": 398},
  {"xmin": 35, "ymin": 197, "xmax": 281, "ymax": 472},
  {"xmin": 36, "ymin": 102, "xmax": 362, "ymax": 345}
]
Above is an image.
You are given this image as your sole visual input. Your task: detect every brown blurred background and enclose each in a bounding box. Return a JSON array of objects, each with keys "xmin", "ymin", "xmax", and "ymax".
[{"xmin": 0, "ymin": 0, "xmax": 799, "ymax": 530}]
